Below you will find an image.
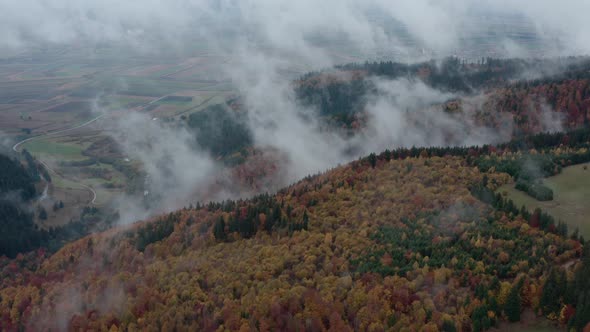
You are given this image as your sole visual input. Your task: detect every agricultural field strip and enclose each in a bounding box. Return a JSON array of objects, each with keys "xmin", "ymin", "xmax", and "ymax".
[
  {"xmin": 13, "ymin": 114, "xmax": 105, "ymax": 205},
  {"xmin": 174, "ymin": 95, "xmax": 217, "ymax": 116},
  {"xmin": 38, "ymin": 159, "xmax": 97, "ymax": 205},
  {"xmin": 12, "ymin": 114, "xmax": 104, "ymax": 152}
]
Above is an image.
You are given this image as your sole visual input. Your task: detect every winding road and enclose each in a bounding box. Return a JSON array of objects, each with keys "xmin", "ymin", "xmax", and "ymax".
[{"xmin": 12, "ymin": 114, "xmax": 105, "ymax": 205}]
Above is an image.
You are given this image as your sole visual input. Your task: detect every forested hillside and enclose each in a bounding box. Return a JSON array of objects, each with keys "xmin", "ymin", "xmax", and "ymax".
[
  {"xmin": 295, "ymin": 57, "xmax": 590, "ymax": 132},
  {"xmin": 188, "ymin": 104, "xmax": 252, "ymax": 158},
  {"xmin": 0, "ymin": 153, "xmax": 117, "ymax": 259},
  {"xmin": 3, "ymin": 58, "xmax": 590, "ymax": 331},
  {"xmin": 2, "ymin": 130, "xmax": 590, "ymax": 331},
  {"xmin": 0, "ymin": 154, "xmax": 36, "ymax": 201},
  {"xmin": 181, "ymin": 57, "xmax": 590, "ymax": 169},
  {"xmin": 0, "ymin": 154, "xmax": 39, "ymax": 258}
]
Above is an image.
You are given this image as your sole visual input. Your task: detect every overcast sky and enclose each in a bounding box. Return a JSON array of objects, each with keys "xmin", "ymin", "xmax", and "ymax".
[{"xmin": 1, "ymin": 0, "xmax": 589, "ymax": 61}]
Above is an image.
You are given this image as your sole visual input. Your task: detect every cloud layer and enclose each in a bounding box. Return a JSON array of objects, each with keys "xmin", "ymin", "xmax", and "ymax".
[
  {"xmin": 2, "ymin": 0, "xmax": 590, "ymax": 59},
  {"xmin": 3, "ymin": 0, "xmax": 583, "ymax": 221}
]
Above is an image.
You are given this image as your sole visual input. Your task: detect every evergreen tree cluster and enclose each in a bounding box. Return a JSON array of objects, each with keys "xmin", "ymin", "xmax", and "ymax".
[
  {"xmin": 515, "ymin": 180, "xmax": 553, "ymax": 201},
  {"xmin": 0, "ymin": 153, "xmax": 39, "ymax": 258},
  {"xmin": 132, "ymin": 211, "xmax": 177, "ymax": 252},
  {"xmin": 356, "ymin": 128, "xmax": 590, "ymax": 202},
  {"xmin": 358, "ymin": 127, "xmax": 590, "ymax": 168},
  {"xmin": 0, "ymin": 200, "xmax": 42, "ymax": 258},
  {"xmin": 0, "ymin": 154, "xmax": 36, "ymax": 201},
  {"xmin": 570, "ymin": 246, "xmax": 590, "ymax": 330},
  {"xmin": 505, "ymin": 278, "xmax": 524, "ymax": 322},
  {"xmin": 187, "ymin": 104, "xmax": 252, "ymax": 157},
  {"xmin": 0, "ymin": 203, "xmax": 110, "ymax": 258},
  {"xmin": 210, "ymin": 194, "xmax": 309, "ymax": 242},
  {"xmin": 539, "ymin": 246, "xmax": 590, "ymax": 331}
]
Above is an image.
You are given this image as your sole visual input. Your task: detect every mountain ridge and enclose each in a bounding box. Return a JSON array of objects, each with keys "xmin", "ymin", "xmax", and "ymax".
[{"xmin": 2, "ymin": 129, "xmax": 590, "ymax": 331}]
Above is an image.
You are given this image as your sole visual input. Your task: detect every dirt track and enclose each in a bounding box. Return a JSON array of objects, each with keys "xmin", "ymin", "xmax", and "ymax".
[{"xmin": 12, "ymin": 114, "xmax": 105, "ymax": 205}]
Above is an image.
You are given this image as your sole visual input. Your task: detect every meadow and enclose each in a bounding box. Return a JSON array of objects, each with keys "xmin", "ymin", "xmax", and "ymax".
[
  {"xmin": 23, "ymin": 137, "xmax": 89, "ymax": 160},
  {"xmin": 499, "ymin": 162, "xmax": 590, "ymax": 238}
]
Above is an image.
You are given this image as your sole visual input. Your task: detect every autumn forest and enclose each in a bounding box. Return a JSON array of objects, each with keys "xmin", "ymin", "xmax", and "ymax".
[{"xmin": 3, "ymin": 56, "xmax": 590, "ymax": 332}]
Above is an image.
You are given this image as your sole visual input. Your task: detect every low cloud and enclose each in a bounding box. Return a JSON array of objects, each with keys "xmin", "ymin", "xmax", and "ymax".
[
  {"xmin": 108, "ymin": 111, "xmax": 218, "ymax": 223},
  {"xmin": 360, "ymin": 78, "xmax": 511, "ymax": 151},
  {"xmin": 2, "ymin": 0, "xmax": 590, "ymax": 59},
  {"xmin": 228, "ymin": 48, "xmax": 515, "ymax": 179},
  {"xmin": 4, "ymin": 0, "xmax": 582, "ymax": 223},
  {"xmin": 105, "ymin": 66, "xmax": 518, "ymax": 220}
]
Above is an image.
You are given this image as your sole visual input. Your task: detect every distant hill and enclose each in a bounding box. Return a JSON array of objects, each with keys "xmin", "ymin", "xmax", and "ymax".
[
  {"xmin": 295, "ymin": 56, "xmax": 590, "ymax": 132},
  {"xmin": 188, "ymin": 57, "xmax": 590, "ymax": 164}
]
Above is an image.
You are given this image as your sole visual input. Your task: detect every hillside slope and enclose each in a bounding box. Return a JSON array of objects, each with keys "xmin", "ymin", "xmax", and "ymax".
[
  {"xmin": 295, "ymin": 57, "xmax": 590, "ymax": 133},
  {"xmin": 0, "ymin": 153, "xmax": 39, "ymax": 258},
  {"xmin": 2, "ymin": 134, "xmax": 590, "ymax": 331}
]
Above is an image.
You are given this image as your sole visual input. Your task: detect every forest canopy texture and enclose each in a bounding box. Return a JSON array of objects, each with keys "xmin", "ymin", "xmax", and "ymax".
[{"xmin": 3, "ymin": 58, "xmax": 590, "ymax": 331}]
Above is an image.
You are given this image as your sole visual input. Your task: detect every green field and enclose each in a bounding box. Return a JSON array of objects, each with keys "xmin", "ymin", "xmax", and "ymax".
[
  {"xmin": 19, "ymin": 64, "xmax": 91, "ymax": 79},
  {"xmin": 104, "ymin": 95, "xmax": 150, "ymax": 109},
  {"xmin": 26, "ymin": 139, "xmax": 127, "ymax": 206},
  {"xmin": 147, "ymin": 92, "xmax": 231, "ymax": 118},
  {"xmin": 23, "ymin": 138, "xmax": 88, "ymax": 160},
  {"xmin": 499, "ymin": 163, "xmax": 590, "ymax": 238},
  {"xmin": 52, "ymin": 175, "xmax": 86, "ymax": 191},
  {"xmin": 72, "ymin": 76, "xmax": 221, "ymax": 98}
]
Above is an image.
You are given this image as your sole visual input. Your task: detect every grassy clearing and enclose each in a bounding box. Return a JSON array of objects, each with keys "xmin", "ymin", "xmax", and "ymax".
[
  {"xmin": 116, "ymin": 77, "xmax": 215, "ymax": 96},
  {"xmin": 23, "ymin": 138, "xmax": 88, "ymax": 160},
  {"xmin": 72, "ymin": 76, "xmax": 218, "ymax": 98},
  {"xmin": 195, "ymin": 94, "xmax": 228, "ymax": 109},
  {"xmin": 19, "ymin": 64, "xmax": 90, "ymax": 79},
  {"xmin": 51, "ymin": 175, "xmax": 109, "ymax": 206},
  {"xmin": 104, "ymin": 95, "xmax": 151, "ymax": 109},
  {"xmin": 150, "ymin": 65, "xmax": 191, "ymax": 77},
  {"xmin": 147, "ymin": 93, "xmax": 230, "ymax": 118},
  {"xmin": 0, "ymin": 80, "xmax": 67, "ymax": 103},
  {"xmin": 48, "ymin": 157, "xmax": 124, "ymax": 206},
  {"xmin": 156, "ymin": 96, "xmax": 193, "ymax": 105},
  {"xmin": 499, "ymin": 162, "xmax": 590, "ymax": 238},
  {"xmin": 92, "ymin": 189, "xmax": 119, "ymax": 205},
  {"xmin": 83, "ymin": 182, "xmax": 117, "ymax": 205},
  {"xmin": 26, "ymin": 115, "xmax": 128, "ymax": 205},
  {"xmin": 43, "ymin": 101, "xmax": 93, "ymax": 115},
  {"xmin": 50, "ymin": 164, "xmax": 120, "ymax": 206},
  {"xmin": 82, "ymin": 163, "xmax": 127, "ymax": 205},
  {"xmin": 52, "ymin": 175, "xmax": 86, "ymax": 192},
  {"xmin": 86, "ymin": 163, "xmax": 126, "ymax": 184},
  {"xmin": 24, "ymin": 131, "xmax": 130, "ymax": 206},
  {"xmin": 196, "ymin": 82, "xmax": 234, "ymax": 92},
  {"xmin": 175, "ymin": 93, "xmax": 231, "ymax": 117}
]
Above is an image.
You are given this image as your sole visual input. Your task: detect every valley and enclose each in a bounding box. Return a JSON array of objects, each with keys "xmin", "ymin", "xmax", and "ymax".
[
  {"xmin": 2, "ymin": 2, "xmax": 590, "ymax": 331},
  {"xmin": 3, "ymin": 131, "xmax": 590, "ymax": 331},
  {"xmin": 0, "ymin": 48, "xmax": 240, "ymax": 228}
]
